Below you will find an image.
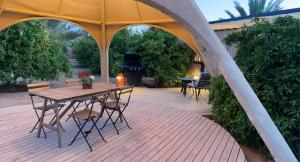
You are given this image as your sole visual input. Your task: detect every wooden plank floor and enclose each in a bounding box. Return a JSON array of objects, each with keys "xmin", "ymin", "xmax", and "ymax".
[{"xmin": 0, "ymin": 102, "xmax": 246, "ymax": 162}]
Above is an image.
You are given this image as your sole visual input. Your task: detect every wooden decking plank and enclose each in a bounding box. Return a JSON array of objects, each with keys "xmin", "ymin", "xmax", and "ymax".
[
  {"xmin": 91, "ymin": 111, "xmax": 195, "ymax": 161},
  {"xmin": 174, "ymin": 120, "xmax": 214, "ymax": 162},
  {"xmin": 148, "ymin": 115, "xmax": 206, "ymax": 162},
  {"xmin": 69, "ymin": 104, "xmax": 183, "ymax": 162},
  {"xmin": 219, "ymin": 136, "xmax": 235, "ymax": 162},
  {"xmin": 184, "ymin": 123, "xmax": 218, "ymax": 161},
  {"xmin": 192, "ymin": 124, "xmax": 222, "ymax": 161},
  {"xmin": 201, "ymin": 128, "xmax": 226, "ymax": 162},
  {"xmin": 19, "ymin": 104, "xmax": 166, "ymax": 162},
  {"xmin": 237, "ymin": 148, "xmax": 247, "ymax": 162},
  {"xmin": 53, "ymin": 104, "xmax": 179, "ymax": 162},
  {"xmin": 228, "ymin": 141, "xmax": 241, "ymax": 162},
  {"xmin": 209, "ymin": 132, "xmax": 231, "ymax": 162},
  {"xmin": 121, "ymin": 113, "xmax": 201, "ymax": 161},
  {"xmin": 165, "ymin": 119, "xmax": 210, "ymax": 162},
  {"xmin": 1, "ymin": 104, "xmax": 153, "ymax": 160}
]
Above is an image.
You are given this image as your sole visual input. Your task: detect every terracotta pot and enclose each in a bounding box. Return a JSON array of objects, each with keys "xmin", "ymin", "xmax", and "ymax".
[{"xmin": 82, "ymin": 83, "xmax": 92, "ymax": 89}]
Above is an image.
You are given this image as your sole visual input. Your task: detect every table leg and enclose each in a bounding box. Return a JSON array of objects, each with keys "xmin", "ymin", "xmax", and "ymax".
[
  {"xmin": 37, "ymin": 99, "xmax": 48, "ymax": 138},
  {"xmin": 180, "ymin": 82, "xmax": 184, "ymax": 93},
  {"xmin": 54, "ymin": 102, "xmax": 62, "ymax": 148},
  {"xmin": 51, "ymin": 101, "xmax": 75, "ymax": 126},
  {"xmin": 183, "ymin": 82, "xmax": 187, "ymax": 97}
]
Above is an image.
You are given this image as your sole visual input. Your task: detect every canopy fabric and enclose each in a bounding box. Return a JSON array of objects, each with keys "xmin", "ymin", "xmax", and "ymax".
[{"xmin": 0, "ymin": 0, "xmax": 223, "ymax": 80}]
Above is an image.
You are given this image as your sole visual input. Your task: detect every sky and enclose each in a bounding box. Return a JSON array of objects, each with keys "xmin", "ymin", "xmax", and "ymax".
[{"xmin": 196, "ymin": 0, "xmax": 300, "ymax": 21}]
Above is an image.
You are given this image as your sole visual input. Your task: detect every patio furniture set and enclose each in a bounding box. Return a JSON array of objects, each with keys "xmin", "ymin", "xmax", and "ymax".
[
  {"xmin": 27, "ymin": 81, "xmax": 133, "ymax": 152},
  {"xmin": 179, "ymin": 73, "xmax": 211, "ymax": 101}
]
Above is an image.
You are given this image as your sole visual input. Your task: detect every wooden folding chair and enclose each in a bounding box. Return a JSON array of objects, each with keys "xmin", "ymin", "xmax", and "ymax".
[
  {"xmin": 28, "ymin": 82, "xmax": 65, "ymax": 138},
  {"xmin": 65, "ymin": 79, "xmax": 93, "ymax": 122},
  {"xmin": 68, "ymin": 93, "xmax": 109, "ymax": 151},
  {"xmin": 101, "ymin": 86, "xmax": 134, "ymax": 135}
]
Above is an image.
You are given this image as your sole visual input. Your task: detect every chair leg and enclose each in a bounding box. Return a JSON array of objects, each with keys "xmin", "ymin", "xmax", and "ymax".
[
  {"xmin": 69, "ymin": 117, "xmax": 93, "ymax": 152},
  {"xmin": 195, "ymin": 88, "xmax": 199, "ymax": 102},
  {"xmin": 101, "ymin": 109, "xmax": 119, "ymax": 135},
  {"xmin": 90, "ymin": 118, "xmax": 106, "ymax": 142},
  {"xmin": 114, "ymin": 107, "xmax": 131, "ymax": 129},
  {"xmin": 30, "ymin": 109, "xmax": 47, "ymax": 138}
]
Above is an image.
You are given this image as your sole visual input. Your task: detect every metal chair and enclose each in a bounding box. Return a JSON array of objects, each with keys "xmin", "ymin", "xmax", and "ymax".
[
  {"xmin": 28, "ymin": 82, "xmax": 65, "ymax": 138},
  {"xmin": 68, "ymin": 93, "xmax": 109, "ymax": 152},
  {"xmin": 101, "ymin": 86, "xmax": 134, "ymax": 135},
  {"xmin": 65, "ymin": 79, "xmax": 93, "ymax": 122},
  {"xmin": 187, "ymin": 73, "xmax": 211, "ymax": 102}
]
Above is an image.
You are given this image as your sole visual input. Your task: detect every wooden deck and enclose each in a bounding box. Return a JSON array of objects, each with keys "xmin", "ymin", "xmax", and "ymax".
[{"xmin": 0, "ymin": 101, "xmax": 246, "ymax": 162}]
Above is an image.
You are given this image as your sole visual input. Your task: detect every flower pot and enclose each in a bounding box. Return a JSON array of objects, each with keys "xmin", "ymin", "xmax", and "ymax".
[{"xmin": 82, "ymin": 83, "xmax": 92, "ymax": 89}]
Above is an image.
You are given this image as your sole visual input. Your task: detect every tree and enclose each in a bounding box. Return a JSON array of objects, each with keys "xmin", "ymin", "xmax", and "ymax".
[
  {"xmin": 225, "ymin": 0, "xmax": 284, "ymax": 18},
  {"xmin": 44, "ymin": 20, "xmax": 84, "ymax": 45},
  {"xmin": 72, "ymin": 34, "xmax": 101, "ymax": 74},
  {"xmin": 0, "ymin": 21, "xmax": 72, "ymax": 85}
]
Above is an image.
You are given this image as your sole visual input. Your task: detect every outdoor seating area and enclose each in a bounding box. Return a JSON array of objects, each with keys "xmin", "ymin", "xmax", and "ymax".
[
  {"xmin": 0, "ymin": 88, "xmax": 246, "ymax": 161},
  {"xmin": 1, "ymin": 0, "xmax": 299, "ymax": 161}
]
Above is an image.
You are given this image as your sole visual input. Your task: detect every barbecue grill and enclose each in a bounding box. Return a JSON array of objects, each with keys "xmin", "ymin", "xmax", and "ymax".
[{"xmin": 120, "ymin": 54, "xmax": 145, "ymax": 86}]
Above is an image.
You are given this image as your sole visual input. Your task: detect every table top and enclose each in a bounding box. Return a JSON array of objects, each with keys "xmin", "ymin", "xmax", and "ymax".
[
  {"xmin": 178, "ymin": 77, "xmax": 197, "ymax": 81},
  {"xmin": 29, "ymin": 83, "xmax": 127, "ymax": 102}
]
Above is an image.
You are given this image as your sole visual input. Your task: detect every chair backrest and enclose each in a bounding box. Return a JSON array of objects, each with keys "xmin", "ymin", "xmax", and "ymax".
[
  {"xmin": 196, "ymin": 73, "xmax": 211, "ymax": 87},
  {"xmin": 109, "ymin": 86, "xmax": 133, "ymax": 108},
  {"xmin": 27, "ymin": 82, "xmax": 50, "ymax": 93},
  {"xmin": 65, "ymin": 79, "xmax": 82, "ymax": 87},
  {"xmin": 90, "ymin": 92, "xmax": 110, "ymax": 116},
  {"xmin": 117, "ymin": 86, "xmax": 134, "ymax": 107},
  {"xmin": 27, "ymin": 82, "xmax": 50, "ymax": 107}
]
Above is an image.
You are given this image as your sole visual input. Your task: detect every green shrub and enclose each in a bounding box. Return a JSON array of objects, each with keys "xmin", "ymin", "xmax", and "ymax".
[
  {"xmin": 0, "ymin": 21, "xmax": 72, "ymax": 85},
  {"xmin": 209, "ymin": 16, "xmax": 300, "ymax": 159},
  {"xmin": 138, "ymin": 28, "xmax": 194, "ymax": 87},
  {"xmin": 72, "ymin": 35, "xmax": 101, "ymax": 74}
]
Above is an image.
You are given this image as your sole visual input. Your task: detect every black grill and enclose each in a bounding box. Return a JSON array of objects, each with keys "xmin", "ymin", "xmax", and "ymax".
[{"xmin": 120, "ymin": 54, "xmax": 145, "ymax": 86}]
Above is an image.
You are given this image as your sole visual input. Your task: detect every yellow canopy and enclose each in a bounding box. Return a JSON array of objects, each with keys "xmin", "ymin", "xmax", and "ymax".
[{"xmin": 0, "ymin": 0, "xmax": 225, "ymax": 80}]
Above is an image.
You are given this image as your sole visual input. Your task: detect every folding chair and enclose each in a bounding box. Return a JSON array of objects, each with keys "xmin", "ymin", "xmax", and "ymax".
[
  {"xmin": 68, "ymin": 93, "xmax": 109, "ymax": 152},
  {"xmin": 65, "ymin": 79, "xmax": 93, "ymax": 122},
  {"xmin": 187, "ymin": 73, "xmax": 211, "ymax": 102},
  {"xmin": 101, "ymin": 86, "xmax": 134, "ymax": 135},
  {"xmin": 28, "ymin": 82, "xmax": 65, "ymax": 138}
]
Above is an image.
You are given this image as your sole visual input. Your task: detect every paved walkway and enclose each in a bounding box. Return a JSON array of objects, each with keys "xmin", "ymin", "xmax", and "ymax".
[{"xmin": 0, "ymin": 87, "xmax": 212, "ymax": 115}]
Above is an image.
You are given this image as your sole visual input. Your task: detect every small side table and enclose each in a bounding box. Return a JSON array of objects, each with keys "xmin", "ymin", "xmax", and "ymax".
[{"xmin": 179, "ymin": 78, "xmax": 196, "ymax": 97}]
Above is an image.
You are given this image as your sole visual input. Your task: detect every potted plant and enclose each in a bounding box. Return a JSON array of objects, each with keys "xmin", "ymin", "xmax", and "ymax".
[{"xmin": 81, "ymin": 75, "xmax": 95, "ymax": 89}]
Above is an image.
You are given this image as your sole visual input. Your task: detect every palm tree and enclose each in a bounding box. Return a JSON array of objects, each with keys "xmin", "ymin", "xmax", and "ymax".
[
  {"xmin": 44, "ymin": 20, "xmax": 85, "ymax": 45},
  {"xmin": 225, "ymin": 0, "xmax": 284, "ymax": 18}
]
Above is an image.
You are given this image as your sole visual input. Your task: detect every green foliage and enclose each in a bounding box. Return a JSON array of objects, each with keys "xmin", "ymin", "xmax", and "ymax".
[
  {"xmin": 109, "ymin": 28, "xmax": 194, "ymax": 87},
  {"xmin": 209, "ymin": 16, "xmax": 300, "ymax": 159},
  {"xmin": 72, "ymin": 35, "xmax": 101, "ymax": 74},
  {"xmin": 138, "ymin": 28, "xmax": 194, "ymax": 87},
  {"xmin": 109, "ymin": 29, "xmax": 142, "ymax": 77},
  {"xmin": 0, "ymin": 21, "xmax": 72, "ymax": 85},
  {"xmin": 225, "ymin": 0, "xmax": 283, "ymax": 18}
]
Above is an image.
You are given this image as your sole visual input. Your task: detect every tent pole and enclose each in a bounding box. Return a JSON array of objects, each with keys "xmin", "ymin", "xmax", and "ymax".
[
  {"xmin": 138, "ymin": 0, "xmax": 297, "ymax": 161},
  {"xmin": 100, "ymin": 0, "xmax": 109, "ymax": 83}
]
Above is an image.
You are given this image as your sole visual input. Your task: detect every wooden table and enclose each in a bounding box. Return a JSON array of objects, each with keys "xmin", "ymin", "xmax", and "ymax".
[
  {"xmin": 178, "ymin": 78, "xmax": 197, "ymax": 96},
  {"xmin": 29, "ymin": 83, "xmax": 125, "ymax": 148}
]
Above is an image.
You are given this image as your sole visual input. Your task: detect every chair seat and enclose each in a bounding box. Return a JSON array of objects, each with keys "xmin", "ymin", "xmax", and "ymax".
[
  {"xmin": 34, "ymin": 103, "xmax": 65, "ymax": 111},
  {"xmin": 70, "ymin": 109, "xmax": 100, "ymax": 120},
  {"xmin": 105, "ymin": 101, "xmax": 126, "ymax": 110}
]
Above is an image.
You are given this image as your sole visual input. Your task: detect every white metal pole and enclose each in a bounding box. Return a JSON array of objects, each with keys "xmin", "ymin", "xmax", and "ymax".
[{"xmin": 138, "ymin": 0, "xmax": 298, "ymax": 161}]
